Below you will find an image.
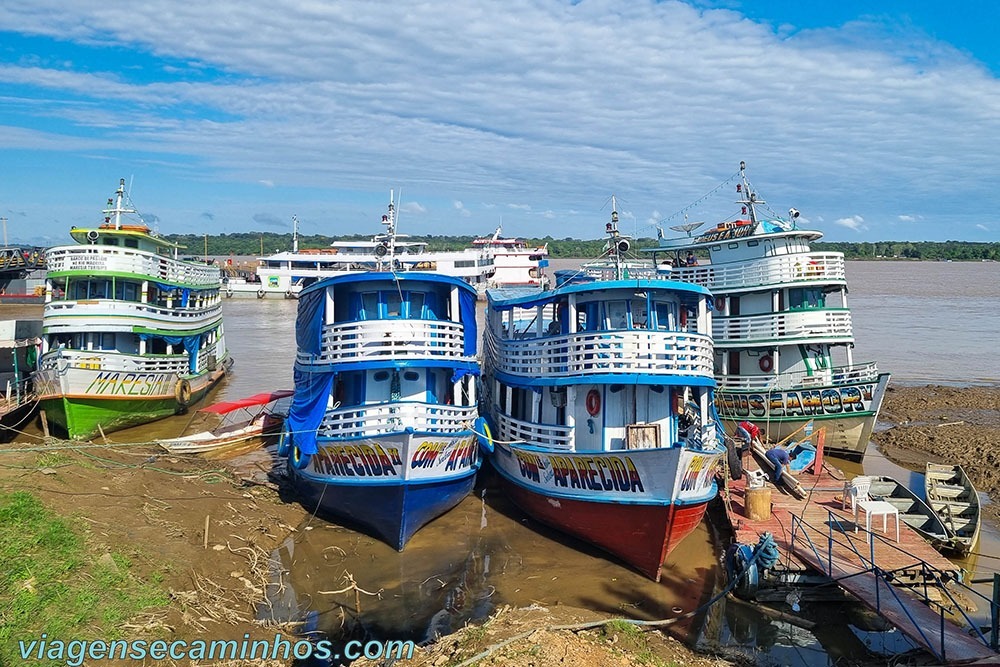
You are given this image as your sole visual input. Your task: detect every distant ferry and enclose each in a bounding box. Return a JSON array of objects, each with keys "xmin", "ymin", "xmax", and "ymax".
[
  {"xmin": 471, "ymin": 226, "xmax": 549, "ymax": 288},
  {"xmin": 223, "ymin": 197, "xmax": 496, "ymax": 299},
  {"xmin": 649, "ymin": 162, "xmax": 889, "ymax": 461},
  {"xmin": 33, "ymin": 179, "xmax": 232, "ymax": 440}
]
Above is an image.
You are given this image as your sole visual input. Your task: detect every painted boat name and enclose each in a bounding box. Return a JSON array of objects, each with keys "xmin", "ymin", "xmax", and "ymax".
[
  {"xmin": 718, "ymin": 384, "xmax": 875, "ymax": 418},
  {"xmin": 515, "ymin": 451, "xmax": 645, "ymax": 493},
  {"xmin": 85, "ymin": 372, "xmax": 175, "ymax": 396}
]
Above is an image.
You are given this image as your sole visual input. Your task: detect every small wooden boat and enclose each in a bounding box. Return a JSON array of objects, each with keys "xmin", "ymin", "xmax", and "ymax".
[
  {"xmin": 925, "ymin": 463, "xmax": 981, "ymax": 557},
  {"xmin": 157, "ymin": 389, "xmax": 293, "ymax": 455},
  {"xmin": 868, "ymin": 476, "xmax": 950, "ymax": 549}
]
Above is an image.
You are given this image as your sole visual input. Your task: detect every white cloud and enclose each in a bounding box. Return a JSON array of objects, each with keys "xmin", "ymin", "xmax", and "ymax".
[
  {"xmin": 976, "ymin": 223, "xmax": 989, "ymax": 231},
  {"xmin": 0, "ymin": 1, "xmax": 998, "ymax": 241},
  {"xmin": 453, "ymin": 200, "xmax": 471, "ymax": 217},
  {"xmin": 835, "ymin": 215, "xmax": 866, "ymax": 232}
]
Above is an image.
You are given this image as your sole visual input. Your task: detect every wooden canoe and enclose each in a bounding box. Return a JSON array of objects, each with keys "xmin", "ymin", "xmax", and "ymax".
[
  {"xmin": 925, "ymin": 463, "xmax": 981, "ymax": 557},
  {"xmin": 868, "ymin": 476, "xmax": 951, "ymax": 550}
]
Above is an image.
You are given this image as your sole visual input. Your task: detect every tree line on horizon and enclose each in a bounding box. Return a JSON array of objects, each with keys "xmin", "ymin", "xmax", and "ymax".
[{"xmin": 164, "ymin": 232, "xmax": 1000, "ymax": 262}]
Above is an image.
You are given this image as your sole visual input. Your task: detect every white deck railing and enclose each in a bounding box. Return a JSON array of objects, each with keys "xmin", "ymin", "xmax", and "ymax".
[
  {"xmin": 298, "ymin": 320, "xmax": 471, "ymax": 366},
  {"xmin": 43, "ymin": 300, "xmax": 223, "ymax": 333},
  {"xmin": 317, "ymin": 401, "xmax": 476, "ymax": 437},
  {"xmin": 485, "ymin": 329, "xmax": 714, "ymax": 378},
  {"xmin": 669, "ymin": 252, "xmax": 845, "ymax": 292},
  {"xmin": 716, "ymin": 361, "xmax": 883, "ymax": 391},
  {"xmin": 496, "ymin": 412, "xmax": 574, "ymax": 450},
  {"xmin": 46, "ymin": 246, "xmax": 222, "ymax": 287},
  {"xmin": 713, "ymin": 309, "xmax": 853, "ymax": 346},
  {"xmin": 39, "ymin": 349, "xmax": 190, "ymax": 375}
]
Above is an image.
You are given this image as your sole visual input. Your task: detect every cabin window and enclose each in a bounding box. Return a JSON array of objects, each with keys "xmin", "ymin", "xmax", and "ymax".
[
  {"xmin": 103, "ymin": 238, "xmax": 119, "ymax": 246},
  {"xmin": 728, "ymin": 243, "xmax": 740, "ymax": 249},
  {"xmin": 652, "ymin": 301, "xmax": 673, "ymax": 330},
  {"xmin": 630, "ymin": 298, "xmax": 648, "ymax": 329},
  {"xmin": 748, "ymin": 240, "xmax": 759, "ymax": 247},
  {"xmin": 384, "ymin": 291, "xmax": 402, "ymax": 318},
  {"xmin": 403, "ymin": 371, "xmax": 420, "ymax": 382},
  {"xmin": 788, "ymin": 287, "xmax": 825, "ymax": 309},
  {"xmin": 373, "ymin": 370, "xmax": 390, "ymax": 382},
  {"xmin": 361, "ymin": 293, "xmax": 378, "ymax": 319},
  {"xmin": 124, "ymin": 238, "xmax": 138, "ymax": 248},
  {"xmin": 408, "ymin": 292, "xmax": 425, "ymax": 318},
  {"xmin": 606, "ymin": 301, "xmax": 628, "ymax": 329}
]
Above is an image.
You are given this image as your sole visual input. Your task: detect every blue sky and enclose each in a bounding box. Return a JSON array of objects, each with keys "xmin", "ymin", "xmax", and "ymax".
[{"xmin": 2, "ymin": 1, "xmax": 999, "ymax": 246}]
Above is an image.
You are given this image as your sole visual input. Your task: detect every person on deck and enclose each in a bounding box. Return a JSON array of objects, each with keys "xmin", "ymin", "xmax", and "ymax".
[
  {"xmin": 736, "ymin": 420, "xmax": 762, "ymax": 452},
  {"xmin": 685, "ymin": 251, "xmax": 698, "ymax": 266},
  {"xmin": 765, "ymin": 447, "xmax": 791, "ymax": 484}
]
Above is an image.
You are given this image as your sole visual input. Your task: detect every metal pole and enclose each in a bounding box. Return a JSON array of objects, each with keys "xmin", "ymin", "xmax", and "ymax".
[
  {"xmin": 992, "ymin": 572, "xmax": 999, "ymax": 650},
  {"xmin": 1, "ymin": 216, "xmax": 6, "ymax": 245}
]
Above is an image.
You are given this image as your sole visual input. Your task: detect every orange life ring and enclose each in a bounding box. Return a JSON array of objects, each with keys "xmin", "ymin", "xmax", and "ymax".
[
  {"xmin": 759, "ymin": 354, "xmax": 774, "ymax": 373},
  {"xmin": 586, "ymin": 389, "xmax": 601, "ymax": 416},
  {"xmin": 714, "ymin": 296, "xmax": 725, "ymax": 311}
]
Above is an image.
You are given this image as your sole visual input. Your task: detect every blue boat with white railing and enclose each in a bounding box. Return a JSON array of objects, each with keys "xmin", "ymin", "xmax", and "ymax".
[
  {"xmin": 479, "ymin": 200, "xmax": 725, "ymax": 581},
  {"xmin": 647, "ymin": 162, "xmax": 890, "ymax": 461},
  {"xmin": 279, "ymin": 195, "xmax": 481, "ymax": 549}
]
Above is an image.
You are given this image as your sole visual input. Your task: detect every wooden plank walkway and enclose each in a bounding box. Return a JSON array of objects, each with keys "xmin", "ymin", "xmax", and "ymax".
[{"xmin": 722, "ymin": 460, "xmax": 998, "ymax": 664}]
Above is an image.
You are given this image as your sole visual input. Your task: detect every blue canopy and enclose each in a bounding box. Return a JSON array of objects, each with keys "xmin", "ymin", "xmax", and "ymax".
[{"xmin": 139, "ymin": 332, "xmax": 201, "ymax": 372}]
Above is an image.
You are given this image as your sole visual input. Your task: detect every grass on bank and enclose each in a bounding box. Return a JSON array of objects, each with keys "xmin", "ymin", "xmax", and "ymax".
[{"xmin": 0, "ymin": 490, "xmax": 169, "ymax": 665}]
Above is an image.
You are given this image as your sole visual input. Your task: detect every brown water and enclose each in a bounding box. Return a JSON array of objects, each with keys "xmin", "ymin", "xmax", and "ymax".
[{"xmin": 6, "ymin": 260, "xmax": 999, "ymax": 665}]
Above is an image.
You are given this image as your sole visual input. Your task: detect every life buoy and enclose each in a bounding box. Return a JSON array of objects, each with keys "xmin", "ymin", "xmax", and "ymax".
[
  {"xmin": 759, "ymin": 354, "xmax": 774, "ymax": 373},
  {"xmin": 276, "ymin": 429, "xmax": 292, "ymax": 456},
  {"xmin": 290, "ymin": 445, "xmax": 311, "ymax": 470},
  {"xmin": 714, "ymin": 296, "xmax": 725, "ymax": 311},
  {"xmin": 474, "ymin": 416, "xmax": 494, "ymax": 455},
  {"xmin": 174, "ymin": 379, "xmax": 193, "ymax": 407},
  {"xmin": 586, "ymin": 389, "xmax": 601, "ymax": 416},
  {"xmin": 225, "ymin": 289, "xmax": 233, "ymax": 298},
  {"xmin": 256, "ymin": 289, "xmax": 265, "ymax": 299}
]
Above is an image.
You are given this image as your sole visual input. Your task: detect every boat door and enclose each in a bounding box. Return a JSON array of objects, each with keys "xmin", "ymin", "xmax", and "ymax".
[{"xmin": 574, "ymin": 385, "xmax": 604, "ymax": 451}]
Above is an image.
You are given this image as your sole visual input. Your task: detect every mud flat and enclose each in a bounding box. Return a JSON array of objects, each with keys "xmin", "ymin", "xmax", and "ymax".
[{"xmin": 873, "ymin": 384, "xmax": 1000, "ymax": 521}]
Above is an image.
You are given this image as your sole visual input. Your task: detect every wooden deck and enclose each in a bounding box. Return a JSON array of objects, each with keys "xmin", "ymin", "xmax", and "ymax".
[{"xmin": 722, "ymin": 458, "xmax": 998, "ymax": 664}]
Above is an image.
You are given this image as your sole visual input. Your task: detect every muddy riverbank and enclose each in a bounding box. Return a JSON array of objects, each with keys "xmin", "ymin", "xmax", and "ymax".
[{"xmin": 2, "ymin": 383, "xmax": 996, "ymax": 665}]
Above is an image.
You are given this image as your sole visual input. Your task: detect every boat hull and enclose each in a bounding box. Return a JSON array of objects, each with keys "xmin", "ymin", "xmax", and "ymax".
[
  {"xmin": 489, "ymin": 442, "xmax": 721, "ymax": 581},
  {"xmin": 716, "ymin": 373, "xmax": 890, "ymax": 461},
  {"xmin": 288, "ymin": 431, "xmax": 480, "ymax": 549},
  {"xmin": 34, "ymin": 360, "xmax": 231, "ymax": 440},
  {"xmin": 0, "ymin": 398, "xmax": 39, "ymax": 442}
]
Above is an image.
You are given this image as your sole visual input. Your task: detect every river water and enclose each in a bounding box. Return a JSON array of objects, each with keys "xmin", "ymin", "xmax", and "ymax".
[{"xmin": 8, "ymin": 259, "xmax": 999, "ymax": 664}]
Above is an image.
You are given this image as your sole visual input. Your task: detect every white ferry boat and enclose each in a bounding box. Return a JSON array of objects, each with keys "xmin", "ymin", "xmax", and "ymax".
[
  {"xmin": 649, "ymin": 162, "xmax": 889, "ymax": 461},
  {"xmin": 471, "ymin": 226, "xmax": 549, "ymax": 288},
  {"xmin": 33, "ymin": 179, "xmax": 232, "ymax": 440},
  {"xmin": 225, "ymin": 196, "xmax": 495, "ymax": 299}
]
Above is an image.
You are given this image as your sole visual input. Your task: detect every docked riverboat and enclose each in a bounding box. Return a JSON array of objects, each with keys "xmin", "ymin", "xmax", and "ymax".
[
  {"xmin": 649, "ymin": 162, "xmax": 889, "ymax": 461},
  {"xmin": 33, "ymin": 179, "xmax": 232, "ymax": 440},
  {"xmin": 225, "ymin": 197, "xmax": 495, "ymax": 298},
  {"xmin": 279, "ymin": 266, "xmax": 482, "ymax": 550},
  {"xmin": 472, "ymin": 225, "xmax": 549, "ymax": 288},
  {"xmin": 479, "ymin": 202, "xmax": 724, "ymax": 581}
]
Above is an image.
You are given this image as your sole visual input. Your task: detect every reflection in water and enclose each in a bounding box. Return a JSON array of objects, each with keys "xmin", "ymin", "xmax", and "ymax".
[{"xmin": 269, "ymin": 468, "xmax": 719, "ymax": 657}]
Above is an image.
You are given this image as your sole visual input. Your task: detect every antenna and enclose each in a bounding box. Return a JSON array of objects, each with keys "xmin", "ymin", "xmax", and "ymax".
[{"xmin": 669, "ymin": 221, "xmax": 706, "ymax": 237}]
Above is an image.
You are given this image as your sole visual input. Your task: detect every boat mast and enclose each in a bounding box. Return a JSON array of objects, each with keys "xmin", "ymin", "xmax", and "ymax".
[
  {"xmin": 377, "ymin": 191, "xmax": 398, "ymax": 271},
  {"xmin": 605, "ymin": 195, "xmax": 627, "ymax": 280},
  {"xmin": 736, "ymin": 160, "xmax": 764, "ymax": 225},
  {"xmin": 103, "ymin": 178, "xmax": 132, "ymax": 230}
]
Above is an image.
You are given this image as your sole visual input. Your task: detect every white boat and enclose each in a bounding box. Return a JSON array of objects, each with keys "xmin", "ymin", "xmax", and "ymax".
[
  {"xmin": 157, "ymin": 389, "xmax": 293, "ymax": 455},
  {"xmin": 471, "ymin": 225, "xmax": 549, "ymax": 288},
  {"xmin": 32, "ymin": 179, "xmax": 233, "ymax": 440},
  {"xmin": 649, "ymin": 162, "xmax": 890, "ymax": 461},
  {"xmin": 479, "ymin": 200, "xmax": 724, "ymax": 581},
  {"xmin": 224, "ymin": 199, "xmax": 496, "ymax": 299}
]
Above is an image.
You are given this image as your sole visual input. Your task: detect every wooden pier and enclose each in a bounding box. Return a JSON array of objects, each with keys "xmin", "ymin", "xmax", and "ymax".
[{"xmin": 722, "ymin": 455, "xmax": 999, "ymax": 664}]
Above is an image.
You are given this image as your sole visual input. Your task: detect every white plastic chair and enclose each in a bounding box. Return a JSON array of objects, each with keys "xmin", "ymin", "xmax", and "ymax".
[{"xmin": 842, "ymin": 475, "xmax": 873, "ymax": 511}]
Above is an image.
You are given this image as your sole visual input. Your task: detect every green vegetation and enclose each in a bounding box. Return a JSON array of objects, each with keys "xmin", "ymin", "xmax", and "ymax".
[
  {"xmin": 166, "ymin": 231, "xmax": 999, "ymax": 262},
  {"xmin": 0, "ymin": 491, "xmax": 168, "ymax": 666}
]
